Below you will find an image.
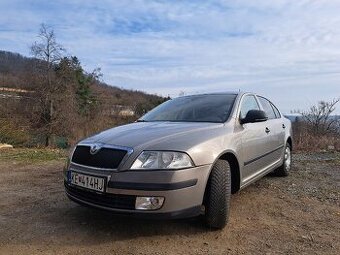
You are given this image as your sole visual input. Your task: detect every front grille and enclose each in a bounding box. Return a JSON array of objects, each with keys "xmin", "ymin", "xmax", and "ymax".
[
  {"xmin": 65, "ymin": 184, "xmax": 136, "ymax": 210},
  {"xmin": 71, "ymin": 145, "xmax": 127, "ymax": 169}
]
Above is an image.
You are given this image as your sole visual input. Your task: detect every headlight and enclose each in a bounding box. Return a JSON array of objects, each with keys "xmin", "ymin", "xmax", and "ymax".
[{"xmin": 130, "ymin": 151, "xmax": 194, "ymax": 170}]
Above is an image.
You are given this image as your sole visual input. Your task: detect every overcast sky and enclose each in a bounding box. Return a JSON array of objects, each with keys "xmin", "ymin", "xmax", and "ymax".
[{"xmin": 0, "ymin": 0, "xmax": 340, "ymax": 114}]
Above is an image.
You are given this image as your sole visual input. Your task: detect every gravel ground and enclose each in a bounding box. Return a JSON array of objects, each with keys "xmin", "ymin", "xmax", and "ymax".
[{"xmin": 0, "ymin": 149, "xmax": 339, "ymax": 255}]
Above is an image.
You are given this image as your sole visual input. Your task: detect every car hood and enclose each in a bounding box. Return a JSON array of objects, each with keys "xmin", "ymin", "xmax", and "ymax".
[{"xmin": 81, "ymin": 121, "xmax": 224, "ymax": 151}]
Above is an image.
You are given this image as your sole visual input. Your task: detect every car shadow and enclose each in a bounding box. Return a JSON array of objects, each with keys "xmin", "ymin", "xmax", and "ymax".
[{"xmin": 35, "ymin": 199, "xmax": 210, "ymax": 245}]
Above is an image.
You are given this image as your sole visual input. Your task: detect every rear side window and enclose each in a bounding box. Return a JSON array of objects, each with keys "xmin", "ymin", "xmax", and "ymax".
[
  {"xmin": 271, "ymin": 103, "xmax": 281, "ymax": 118},
  {"xmin": 258, "ymin": 97, "xmax": 276, "ymax": 119},
  {"xmin": 239, "ymin": 95, "xmax": 260, "ymax": 119}
]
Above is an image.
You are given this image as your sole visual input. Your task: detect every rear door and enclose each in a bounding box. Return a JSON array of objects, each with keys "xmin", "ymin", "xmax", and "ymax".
[
  {"xmin": 270, "ymin": 100, "xmax": 286, "ymax": 149},
  {"xmin": 257, "ymin": 96, "xmax": 284, "ymax": 164}
]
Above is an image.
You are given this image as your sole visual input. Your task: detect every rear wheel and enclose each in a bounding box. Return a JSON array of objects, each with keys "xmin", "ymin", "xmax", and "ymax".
[
  {"xmin": 204, "ymin": 159, "xmax": 231, "ymax": 229},
  {"xmin": 273, "ymin": 143, "xmax": 292, "ymax": 177}
]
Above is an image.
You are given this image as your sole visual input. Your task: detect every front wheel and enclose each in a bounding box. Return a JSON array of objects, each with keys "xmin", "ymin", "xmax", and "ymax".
[
  {"xmin": 273, "ymin": 143, "xmax": 292, "ymax": 177},
  {"xmin": 204, "ymin": 159, "xmax": 231, "ymax": 229}
]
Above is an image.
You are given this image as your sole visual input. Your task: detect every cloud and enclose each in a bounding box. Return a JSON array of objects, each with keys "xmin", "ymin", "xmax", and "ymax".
[{"xmin": 0, "ymin": 0, "xmax": 339, "ymax": 113}]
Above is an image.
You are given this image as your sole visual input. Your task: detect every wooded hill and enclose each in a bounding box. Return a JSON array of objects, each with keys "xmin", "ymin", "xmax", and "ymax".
[
  {"xmin": 0, "ymin": 50, "xmax": 167, "ymax": 147},
  {"xmin": 0, "ymin": 50, "xmax": 165, "ymax": 107}
]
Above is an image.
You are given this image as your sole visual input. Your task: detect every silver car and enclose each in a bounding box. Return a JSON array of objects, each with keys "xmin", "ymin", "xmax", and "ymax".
[{"xmin": 64, "ymin": 92, "xmax": 292, "ymax": 229}]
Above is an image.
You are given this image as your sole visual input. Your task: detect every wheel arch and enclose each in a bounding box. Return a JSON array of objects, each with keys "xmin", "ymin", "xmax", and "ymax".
[
  {"xmin": 205, "ymin": 150, "xmax": 241, "ymax": 195},
  {"xmin": 287, "ymin": 136, "xmax": 293, "ymax": 150},
  {"xmin": 219, "ymin": 152, "xmax": 241, "ymax": 194}
]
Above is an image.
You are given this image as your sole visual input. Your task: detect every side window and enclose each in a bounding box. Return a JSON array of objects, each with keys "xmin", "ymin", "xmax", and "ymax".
[
  {"xmin": 239, "ymin": 95, "xmax": 260, "ymax": 119},
  {"xmin": 258, "ymin": 97, "xmax": 276, "ymax": 119},
  {"xmin": 271, "ymin": 103, "xmax": 281, "ymax": 118}
]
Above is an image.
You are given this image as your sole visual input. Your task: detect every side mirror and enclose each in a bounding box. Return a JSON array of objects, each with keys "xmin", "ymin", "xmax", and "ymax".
[{"xmin": 240, "ymin": 110, "xmax": 268, "ymax": 124}]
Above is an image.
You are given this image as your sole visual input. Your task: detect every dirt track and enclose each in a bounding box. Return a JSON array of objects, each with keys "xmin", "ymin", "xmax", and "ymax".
[{"xmin": 0, "ymin": 150, "xmax": 339, "ymax": 255}]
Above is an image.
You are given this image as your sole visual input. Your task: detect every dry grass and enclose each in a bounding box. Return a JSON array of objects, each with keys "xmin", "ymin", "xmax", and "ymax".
[
  {"xmin": 0, "ymin": 148, "xmax": 67, "ymax": 163},
  {"xmin": 293, "ymin": 132, "xmax": 340, "ymax": 151}
]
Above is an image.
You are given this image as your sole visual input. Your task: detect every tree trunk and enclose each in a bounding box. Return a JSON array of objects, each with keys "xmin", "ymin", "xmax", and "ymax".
[{"xmin": 45, "ymin": 134, "xmax": 50, "ymax": 147}]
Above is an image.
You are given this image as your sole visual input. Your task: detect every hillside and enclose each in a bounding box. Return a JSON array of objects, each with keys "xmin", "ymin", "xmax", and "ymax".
[{"xmin": 0, "ymin": 50, "xmax": 167, "ymax": 147}]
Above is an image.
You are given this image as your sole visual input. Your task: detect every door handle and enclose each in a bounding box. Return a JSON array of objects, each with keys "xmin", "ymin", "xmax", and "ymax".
[
  {"xmin": 282, "ymin": 124, "xmax": 286, "ymax": 129},
  {"xmin": 265, "ymin": 127, "xmax": 270, "ymax": 134}
]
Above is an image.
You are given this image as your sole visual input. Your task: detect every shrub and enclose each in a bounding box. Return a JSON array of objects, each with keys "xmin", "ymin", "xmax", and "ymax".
[{"xmin": 0, "ymin": 119, "xmax": 31, "ymax": 146}]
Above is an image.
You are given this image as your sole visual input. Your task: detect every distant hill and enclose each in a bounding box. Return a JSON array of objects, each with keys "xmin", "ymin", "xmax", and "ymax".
[
  {"xmin": 284, "ymin": 114, "xmax": 340, "ymax": 122},
  {"xmin": 0, "ymin": 51, "xmax": 38, "ymax": 75}
]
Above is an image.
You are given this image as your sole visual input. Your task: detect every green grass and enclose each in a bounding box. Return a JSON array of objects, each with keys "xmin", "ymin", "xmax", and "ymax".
[{"xmin": 0, "ymin": 148, "xmax": 67, "ymax": 163}]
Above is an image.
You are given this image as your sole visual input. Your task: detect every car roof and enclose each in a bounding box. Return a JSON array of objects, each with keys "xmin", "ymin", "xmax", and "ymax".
[{"xmin": 176, "ymin": 91, "xmax": 250, "ymax": 98}]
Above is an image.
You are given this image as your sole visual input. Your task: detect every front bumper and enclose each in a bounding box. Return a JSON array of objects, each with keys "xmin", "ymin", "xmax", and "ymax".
[{"xmin": 64, "ymin": 164, "xmax": 212, "ymax": 219}]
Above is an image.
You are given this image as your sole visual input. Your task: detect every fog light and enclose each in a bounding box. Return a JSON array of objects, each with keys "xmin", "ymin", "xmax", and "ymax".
[{"xmin": 135, "ymin": 196, "xmax": 164, "ymax": 210}]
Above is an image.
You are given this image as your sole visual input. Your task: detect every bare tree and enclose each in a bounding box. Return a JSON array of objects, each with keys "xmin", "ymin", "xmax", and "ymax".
[
  {"xmin": 31, "ymin": 24, "xmax": 64, "ymax": 66},
  {"xmin": 299, "ymin": 98, "xmax": 340, "ymax": 135},
  {"xmin": 30, "ymin": 24, "xmax": 65, "ymax": 146}
]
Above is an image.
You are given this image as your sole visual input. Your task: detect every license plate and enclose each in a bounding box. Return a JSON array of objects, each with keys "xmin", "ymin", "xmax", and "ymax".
[{"xmin": 70, "ymin": 172, "xmax": 105, "ymax": 192}]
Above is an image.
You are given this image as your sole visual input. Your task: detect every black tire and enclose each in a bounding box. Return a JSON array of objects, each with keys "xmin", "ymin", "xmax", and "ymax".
[
  {"xmin": 273, "ymin": 143, "xmax": 292, "ymax": 177},
  {"xmin": 204, "ymin": 159, "xmax": 231, "ymax": 229}
]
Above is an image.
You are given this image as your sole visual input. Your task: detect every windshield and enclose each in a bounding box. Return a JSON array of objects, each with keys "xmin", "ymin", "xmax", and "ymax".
[{"xmin": 139, "ymin": 94, "xmax": 237, "ymax": 123}]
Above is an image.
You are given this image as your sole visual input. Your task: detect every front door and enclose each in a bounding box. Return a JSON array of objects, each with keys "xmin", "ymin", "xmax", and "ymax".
[{"xmin": 238, "ymin": 95, "xmax": 274, "ymax": 183}]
